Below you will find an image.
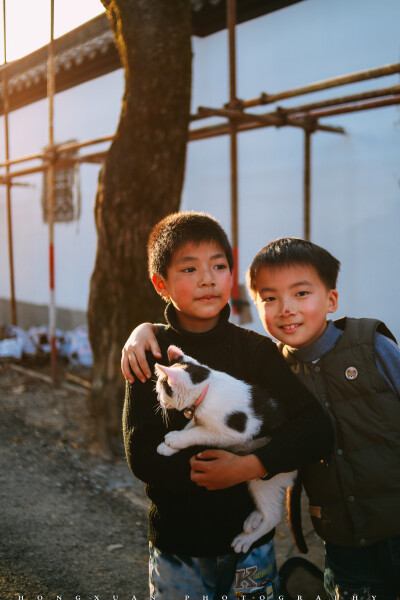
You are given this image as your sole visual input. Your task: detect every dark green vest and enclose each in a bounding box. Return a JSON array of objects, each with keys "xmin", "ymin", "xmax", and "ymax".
[{"xmin": 280, "ymin": 318, "xmax": 400, "ymax": 547}]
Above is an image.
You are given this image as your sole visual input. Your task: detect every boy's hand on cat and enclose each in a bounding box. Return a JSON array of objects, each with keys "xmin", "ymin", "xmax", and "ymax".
[
  {"xmin": 121, "ymin": 323, "xmax": 161, "ymax": 383},
  {"xmin": 190, "ymin": 450, "xmax": 267, "ymax": 490}
]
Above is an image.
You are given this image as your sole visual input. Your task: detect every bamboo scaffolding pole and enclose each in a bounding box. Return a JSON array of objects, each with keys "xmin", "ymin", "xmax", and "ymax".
[
  {"xmin": 198, "ymin": 105, "xmax": 324, "ymax": 131},
  {"xmin": 2, "ymin": 0, "xmax": 16, "ymax": 325},
  {"xmin": 304, "ymin": 130, "xmax": 311, "ymax": 241},
  {"xmin": 189, "ymin": 92, "xmax": 400, "ymax": 142},
  {"xmin": 0, "ymin": 150, "xmax": 48, "ymax": 169},
  {"xmin": 57, "ymin": 134, "xmax": 114, "ymax": 154},
  {"xmin": 191, "ymin": 84, "xmax": 400, "ymax": 122},
  {"xmin": 0, "ymin": 135, "xmax": 114, "ymax": 169},
  {"xmin": 227, "ymin": 0, "xmax": 240, "ymax": 315},
  {"xmin": 0, "ymin": 83, "xmax": 395, "ymax": 173},
  {"xmin": 0, "ymin": 152, "xmax": 110, "ymax": 182},
  {"xmin": 243, "ymin": 62, "xmax": 400, "ymax": 108},
  {"xmin": 305, "ymin": 95, "xmax": 400, "ymax": 119},
  {"xmin": 2, "ymin": 93, "xmax": 397, "ymax": 182},
  {"xmin": 189, "ymin": 112, "xmax": 344, "ymax": 141},
  {"xmin": 277, "ymin": 84, "xmax": 400, "ymax": 115},
  {"xmin": 0, "ymin": 84, "xmax": 396, "ymax": 174},
  {"xmin": 47, "ymin": 0, "xmax": 57, "ymax": 385}
]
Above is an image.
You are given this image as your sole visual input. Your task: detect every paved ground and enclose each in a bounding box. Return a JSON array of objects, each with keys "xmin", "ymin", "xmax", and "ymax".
[{"xmin": 0, "ymin": 361, "xmax": 325, "ymax": 599}]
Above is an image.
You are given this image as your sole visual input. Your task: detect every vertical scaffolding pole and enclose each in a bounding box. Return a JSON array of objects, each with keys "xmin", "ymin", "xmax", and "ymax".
[
  {"xmin": 47, "ymin": 0, "xmax": 57, "ymax": 383},
  {"xmin": 2, "ymin": 0, "xmax": 17, "ymax": 325},
  {"xmin": 227, "ymin": 0, "xmax": 239, "ymax": 314},
  {"xmin": 303, "ymin": 129, "xmax": 311, "ymax": 240}
]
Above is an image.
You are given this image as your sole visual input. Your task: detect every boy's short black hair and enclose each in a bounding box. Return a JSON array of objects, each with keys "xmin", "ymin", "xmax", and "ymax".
[
  {"xmin": 148, "ymin": 211, "xmax": 234, "ymax": 278},
  {"xmin": 247, "ymin": 237, "xmax": 340, "ymax": 298}
]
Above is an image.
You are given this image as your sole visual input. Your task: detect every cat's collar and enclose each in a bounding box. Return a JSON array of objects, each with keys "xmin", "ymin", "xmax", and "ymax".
[{"xmin": 183, "ymin": 384, "xmax": 209, "ymax": 422}]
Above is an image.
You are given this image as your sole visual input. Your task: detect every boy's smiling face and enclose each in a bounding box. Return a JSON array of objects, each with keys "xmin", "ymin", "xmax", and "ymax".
[
  {"xmin": 152, "ymin": 240, "xmax": 232, "ymax": 333},
  {"xmin": 254, "ymin": 263, "xmax": 338, "ymax": 348}
]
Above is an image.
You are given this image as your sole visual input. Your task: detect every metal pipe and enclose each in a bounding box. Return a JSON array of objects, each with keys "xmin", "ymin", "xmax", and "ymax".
[
  {"xmin": 2, "ymin": 0, "xmax": 17, "ymax": 325},
  {"xmin": 56, "ymin": 134, "xmax": 114, "ymax": 153},
  {"xmin": 47, "ymin": 0, "xmax": 57, "ymax": 385},
  {"xmin": 0, "ymin": 135, "xmax": 113, "ymax": 170},
  {"xmin": 189, "ymin": 112, "xmax": 345, "ymax": 141},
  {"xmin": 191, "ymin": 94, "xmax": 400, "ymax": 140},
  {"xmin": 0, "ymin": 151, "xmax": 47, "ymax": 169},
  {"xmin": 0, "ymin": 151, "xmax": 110, "ymax": 182},
  {"xmin": 306, "ymin": 95, "xmax": 400, "ymax": 119},
  {"xmin": 198, "ymin": 105, "xmax": 321, "ymax": 131},
  {"xmin": 243, "ymin": 62, "xmax": 400, "ymax": 108},
  {"xmin": 227, "ymin": 0, "xmax": 240, "ymax": 314},
  {"xmin": 278, "ymin": 85, "xmax": 400, "ymax": 115},
  {"xmin": 303, "ymin": 130, "xmax": 311, "ymax": 241}
]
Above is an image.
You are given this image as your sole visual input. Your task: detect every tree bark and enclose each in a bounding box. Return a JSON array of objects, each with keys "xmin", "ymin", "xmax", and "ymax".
[{"xmin": 87, "ymin": 0, "xmax": 192, "ymax": 457}]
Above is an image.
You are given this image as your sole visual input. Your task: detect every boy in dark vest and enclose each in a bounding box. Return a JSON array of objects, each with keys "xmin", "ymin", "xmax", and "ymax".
[
  {"xmin": 243, "ymin": 238, "xmax": 400, "ymax": 600},
  {"xmin": 122, "ymin": 217, "xmax": 333, "ymax": 600},
  {"xmin": 124, "ymin": 237, "xmax": 400, "ymax": 600}
]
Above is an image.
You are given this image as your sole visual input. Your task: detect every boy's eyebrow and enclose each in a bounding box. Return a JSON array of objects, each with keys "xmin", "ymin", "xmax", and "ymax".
[
  {"xmin": 175, "ymin": 252, "xmax": 226, "ymax": 264},
  {"xmin": 258, "ymin": 280, "xmax": 313, "ymax": 292}
]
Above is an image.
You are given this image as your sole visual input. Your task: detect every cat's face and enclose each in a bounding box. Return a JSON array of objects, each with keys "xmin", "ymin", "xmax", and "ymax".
[{"xmin": 155, "ymin": 345, "xmax": 210, "ymax": 412}]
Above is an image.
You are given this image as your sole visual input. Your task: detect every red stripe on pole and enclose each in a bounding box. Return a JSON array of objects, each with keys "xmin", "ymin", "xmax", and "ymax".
[
  {"xmin": 49, "ymin": 243, "xmax": 55, "ymax": 290},
  {"xmin": 232, "ymin": 246, "xmax": 239, "ymax": 314}
]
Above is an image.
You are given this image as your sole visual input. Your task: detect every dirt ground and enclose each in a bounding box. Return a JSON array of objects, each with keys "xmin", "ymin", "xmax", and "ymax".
[{"xmin": 0, "ymin": 360, "xmax": 326, "ymax": 600}]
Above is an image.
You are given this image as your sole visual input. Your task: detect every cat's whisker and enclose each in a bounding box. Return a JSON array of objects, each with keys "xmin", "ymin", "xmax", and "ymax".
[{"xmin": 155, "ymin": 402, "xmax": 171, "ymax": 426}]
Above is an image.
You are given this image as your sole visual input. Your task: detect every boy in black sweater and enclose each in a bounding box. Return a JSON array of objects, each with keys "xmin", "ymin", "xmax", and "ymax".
[{"xmin": 122, "ymin": 212, "xmax": 333, "ymax": 600}]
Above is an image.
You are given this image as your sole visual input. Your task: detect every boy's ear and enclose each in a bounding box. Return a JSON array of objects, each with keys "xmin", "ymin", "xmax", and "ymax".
[
  {"xmin": 152, "ymin": 274, "xmax": 169, "ymax": 298},
  {"xmin": 327, "ymin": 289, "xmax": 339, "ymax": 314}
]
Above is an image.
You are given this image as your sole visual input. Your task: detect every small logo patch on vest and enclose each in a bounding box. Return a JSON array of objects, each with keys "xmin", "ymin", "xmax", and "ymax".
[{"xmin": 345, "ymin": 366, "xmax": 358, "ymax": 380}]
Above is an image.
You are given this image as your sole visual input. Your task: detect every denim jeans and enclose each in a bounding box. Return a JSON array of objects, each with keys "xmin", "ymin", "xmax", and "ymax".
[
  {"xmin": 324, "ymin": 536, "xmax": 400, "ymax": 600},
  {"xmin": 149, "ymin": 540, "xmax": 280, "ymax": 600}
]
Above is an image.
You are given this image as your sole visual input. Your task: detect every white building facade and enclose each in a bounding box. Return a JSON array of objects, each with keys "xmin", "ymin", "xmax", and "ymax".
[{"xmin": 0, "ymin": 0, "xmax": 399, "ymax": 338}]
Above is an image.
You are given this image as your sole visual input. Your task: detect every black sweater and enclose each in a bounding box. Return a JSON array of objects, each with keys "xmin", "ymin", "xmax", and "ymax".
[{"xmin": 123, "ymin": 303, "xmax": 333, "ymax": 557}]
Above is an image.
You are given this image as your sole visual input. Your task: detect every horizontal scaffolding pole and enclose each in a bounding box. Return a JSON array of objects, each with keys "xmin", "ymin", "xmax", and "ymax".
[
  {"xmin": 197, "ymin": 105, "xmax": 343, "ymax": 133},
  {"xmin": 0, "ymin": 134, "xmax": 114, "ymax": 170},
  {"xmin": 0, "ymin": 150, "xmax": 110, "ymax": 182},
  {"xmin": 0, "ymin": 65, "xmax": 398, "ymax": 181},
  {"xmin": 277, "ymin": 84, "xmax": 400, "ymax": 115},
  {"xmin": 243, "ymin": 62, "xmax": 400, "ymax": 108},
  {"xmin": 305, "ymin": 95, "xmax": 400, "ymax": 119},
  {"xmin": 189, "ymin": 93, "xmax": 400, "ymax": 141},
  {"xmin": 1, "ymin": 93, "xmax": 398, "ymax": 178}
]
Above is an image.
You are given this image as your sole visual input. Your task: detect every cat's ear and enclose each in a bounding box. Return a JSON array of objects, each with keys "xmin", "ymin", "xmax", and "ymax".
[
  {"xmin": 168, "ymin": 345, "xmax": 184, "ymax": 363},
  {"xmin": 155, "ymin": 364, "xmax": 182, "ymax": 387}
]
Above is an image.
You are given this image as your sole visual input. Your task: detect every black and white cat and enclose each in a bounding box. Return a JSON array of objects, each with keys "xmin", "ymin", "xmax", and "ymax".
[{"xmin": 155, "ymin": 344, "xmax": 307, "ymax": 554}]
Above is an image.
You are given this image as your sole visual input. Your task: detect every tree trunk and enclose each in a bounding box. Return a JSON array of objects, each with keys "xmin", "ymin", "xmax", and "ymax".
[{"xmin": 87, "ymin": 0, "xmax": 192, "ymax": 458}]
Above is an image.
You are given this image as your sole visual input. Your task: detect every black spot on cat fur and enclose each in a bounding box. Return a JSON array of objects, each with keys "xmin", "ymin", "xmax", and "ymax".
[
  {"xmin": 250, "ymin": 385, "xmax": 286, "ymax": 436},
  {"xmin": 184, "ymin": 362, "xmax": 210, "ymax": 384},
  {"xmin": 226, "ymin": 411, "xmax": 248, "ymax": 432}
]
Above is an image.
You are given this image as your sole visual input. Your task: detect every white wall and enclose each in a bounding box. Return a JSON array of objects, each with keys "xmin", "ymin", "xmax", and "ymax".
[
  {"xmin": 181, "ymin": 0, "xmax": 400, "ymax": 337},
  {"xmin": 1, "ymin": 0, "xmax": 399, "ymax": 339},
  {"xmin": 0, "ymin": 69, "xmax": 124, "ymax": 316}
]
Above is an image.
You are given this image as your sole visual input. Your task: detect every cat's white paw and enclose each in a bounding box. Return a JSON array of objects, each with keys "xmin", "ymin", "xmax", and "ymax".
[
  {"xmin": 164, "ymin": 431, "xmax": 183, "ymax": 449},
  {"xmin": 243, "ymin": 510, "xmax": 264, "ymax": 533},
  {"xmin": 231, "ymin": 532, "xmax": 253, "ymax": 554},
  {"xmin": 157, "ymin": 442, "xmax": 178, "ymax": 456}
]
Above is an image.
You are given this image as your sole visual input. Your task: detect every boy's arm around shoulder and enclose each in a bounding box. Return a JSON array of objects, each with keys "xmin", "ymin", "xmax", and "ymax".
[
  {"xmin": 245, "ymin": 335, "xmax": 334, "ymax": 477},
  {"xmin": 122, "ymin": 353, "xmax": 202, "ymax": 492}
]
